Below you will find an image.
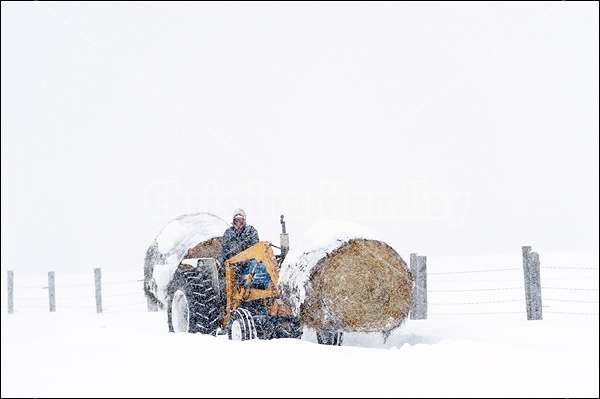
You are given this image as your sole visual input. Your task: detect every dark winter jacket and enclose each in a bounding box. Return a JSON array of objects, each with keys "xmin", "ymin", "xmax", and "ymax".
[{"xmin": 220, "ymin": 224, "xmax": 259, "ymax": 265}]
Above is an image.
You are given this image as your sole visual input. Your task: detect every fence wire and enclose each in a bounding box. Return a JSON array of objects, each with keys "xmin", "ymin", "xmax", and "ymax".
[
  {"xmin": 3, "ymin": 262, "xmax": 599, "ymax": 316},
  {"xmin": 427, "ymin": 264, "xmax": 599, "ymax": 317}
]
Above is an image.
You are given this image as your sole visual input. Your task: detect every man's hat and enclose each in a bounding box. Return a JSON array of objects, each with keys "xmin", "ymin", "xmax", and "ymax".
[{"xmin": 233, "ymin": 208, "xmax": 246, "ymax": 220}]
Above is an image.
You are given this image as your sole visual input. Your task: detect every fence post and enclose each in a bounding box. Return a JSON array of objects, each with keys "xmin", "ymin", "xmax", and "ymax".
[
  {"xmin": 522, "ymin": 246, "xmax": 532, "ymax": 319},
  {"xmin": 522, "ymin": 246, "xmax": 543, "ymax": 320},
  {"xmin": 48, "ymin": 271, "xmax": 56, "ymax": 312},
  {"xmin": 410, "ymin": 253, "xmax": 417, "ymax": 319},
  {"xmin": 410, "ymin": 253, "xmax": 428, "ymax": 320},
  {"xmin": 529, "ymin": 251, "xmax": 543, "ymax": 320},
  {"xmin": 94, "ymin": 268, "xmax": 103, "ymax": 313},
  {"xmin": 416, "ymin": 255, "xmax": 428, "ymax": 319},
  {"xmin": 7, "ymin": 270, "xmax": 14, "ymax": 314}
]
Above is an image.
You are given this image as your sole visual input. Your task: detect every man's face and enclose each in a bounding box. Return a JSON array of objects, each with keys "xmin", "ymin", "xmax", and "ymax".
[{"xmin": 233, "ymin": 217, "xmax": 245, "ymax": 230}]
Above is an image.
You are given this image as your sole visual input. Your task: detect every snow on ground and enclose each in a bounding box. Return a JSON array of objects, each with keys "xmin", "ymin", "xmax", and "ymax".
[{"xmin": 1, "ymin": 251, "xmax": 598, "ymax": 398}]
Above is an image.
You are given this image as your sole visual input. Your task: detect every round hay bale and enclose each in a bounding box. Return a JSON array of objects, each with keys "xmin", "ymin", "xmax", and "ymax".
[
  {"xmin": 188, "ymin": 236, "xmax": 223, "ymax": 259},
  {"xmin": 296, "ymin": 238, "xmax": 413, "ymax": 333},
  {"xmin": 143, "ymin": 212, "xmax": 229, "ymax": 309}
]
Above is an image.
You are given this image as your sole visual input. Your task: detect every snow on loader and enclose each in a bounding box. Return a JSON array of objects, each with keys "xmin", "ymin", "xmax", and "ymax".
[{"xmin": 166, "ymin": 216, "xmax": 302, "ymax": 340}]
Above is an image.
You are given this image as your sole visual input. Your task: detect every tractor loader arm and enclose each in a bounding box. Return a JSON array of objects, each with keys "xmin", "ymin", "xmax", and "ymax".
[{"xmin": 222, "ymin": 241, "xmax": 294, "ymax": 329}]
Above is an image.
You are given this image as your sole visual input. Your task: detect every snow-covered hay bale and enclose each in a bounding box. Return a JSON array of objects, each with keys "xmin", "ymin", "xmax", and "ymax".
[
  {"xmin": 301, "ymin": 239, "xmax": 412, "ymax": 332},
  {"xmin": 143, "ymin": 212, "xmax": 229, "ymax": 309},
  {"xmin": 279, "ymin": 220, "xmax": 413, "ymax": 334}
]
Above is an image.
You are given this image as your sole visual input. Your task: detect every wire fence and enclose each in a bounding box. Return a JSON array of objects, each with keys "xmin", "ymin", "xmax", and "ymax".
[
  {"xmin": 427, "ymin": 264, "xmax": 599, "ymax": 317},
  {"xmin": 3, "ymin": 270, "xmax": 147, "ymax": 314},
  {"xmin": 2, "ymin": 257, "xmax": 599, "ymax": 318}
]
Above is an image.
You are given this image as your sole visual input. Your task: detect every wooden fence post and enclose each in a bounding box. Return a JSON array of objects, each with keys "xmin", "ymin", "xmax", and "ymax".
[
  {"xmin": 522, "ymin": 246, "xmax": 532, "ymax": 319},
  {"xmin": 416, "ymin": 255, "xmax": 428, "ymax": 319},
  {"xmin": 48, "ymin": 271, "xmax": 56, "ymax": 312},
  {"xmin": 7, "ymin": 270, "xmax": 14, "ymax": 314},
  {"xmin": 410, "ymin": 253, "xmax": 428, "ymax": 320},
  {"xmin": 410, "ymin": 253, "xmax": 417, "ymax": 319},
  {"xmin": 529, "ymin": 251, "xmax": 543, "ymax": 320},
  {"xmin": 94, "ymin": 268, "xmax": 103, "ymax": 313},
  {"xmin": 522, "ymin": 246, "xmax": 543, "ymax": 320}
]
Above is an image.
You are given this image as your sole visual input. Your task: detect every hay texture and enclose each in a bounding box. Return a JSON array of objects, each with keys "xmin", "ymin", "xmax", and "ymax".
[
  {"xmin": 281, "ymin": 238, "xmax": 413, "ymax": 334},
  {"xmin": 187, "ymin": 236, "xmax": 222, "ymax": 259}
]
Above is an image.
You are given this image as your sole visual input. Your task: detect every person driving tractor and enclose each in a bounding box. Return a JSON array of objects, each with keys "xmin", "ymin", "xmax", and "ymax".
[{"xmin": 220, "ymin": 208, "xmax": 271, "ymax": 289}]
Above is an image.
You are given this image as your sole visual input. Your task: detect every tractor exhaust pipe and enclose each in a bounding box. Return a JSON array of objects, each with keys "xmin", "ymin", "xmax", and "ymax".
[{"xmin": 280, "ymin": 215, "xmax": 289, "ymax": 261}]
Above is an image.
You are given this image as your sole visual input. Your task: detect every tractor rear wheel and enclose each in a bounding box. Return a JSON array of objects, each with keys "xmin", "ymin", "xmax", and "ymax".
[{"xmin": 167, "ymin": 269, "xmax": 220, "ymax": 335}]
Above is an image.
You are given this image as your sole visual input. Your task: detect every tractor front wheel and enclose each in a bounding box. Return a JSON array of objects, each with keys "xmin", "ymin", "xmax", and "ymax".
[{"xmin": 227, "ymin": 308, "xmax": 257, "ymax": 341}]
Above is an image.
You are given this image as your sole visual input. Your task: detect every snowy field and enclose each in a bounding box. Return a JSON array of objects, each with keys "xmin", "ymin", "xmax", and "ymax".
[
  {"xmin": 2, "ymin": 2, "xmax": 598, "ymax": 397},
  {"xmin": 2, "ymin": 251, "xmax": 598, "ymax": 398}
]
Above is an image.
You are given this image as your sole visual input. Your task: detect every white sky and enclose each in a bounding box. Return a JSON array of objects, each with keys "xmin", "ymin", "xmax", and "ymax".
[
  {"xmin": 1, "ymin": 260, "xmax": 598, "ymax": 398},
  {"xmin": 1, "ymin": 1, "xmax": 599, "ymax": 274}
]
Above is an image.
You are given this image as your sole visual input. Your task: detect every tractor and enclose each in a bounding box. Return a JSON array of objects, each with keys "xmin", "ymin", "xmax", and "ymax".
[{"xmin": 165, "ymin": 216, "xmax": 302, "ymax": 340}]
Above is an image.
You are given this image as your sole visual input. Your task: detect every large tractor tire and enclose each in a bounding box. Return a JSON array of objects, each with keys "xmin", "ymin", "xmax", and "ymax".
[
  {"xmin": 167, "ymin": 268, "xmax": 220, "ymax": 335},
  {"xmin": 227, "ymin": 308, "xmax": 257, "ymax": 341}
]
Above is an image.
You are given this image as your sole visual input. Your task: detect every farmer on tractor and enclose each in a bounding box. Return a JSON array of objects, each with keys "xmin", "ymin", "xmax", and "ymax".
[{"xmin": 220, "ymin": 208, "xmax": 271, "ymax": 289}]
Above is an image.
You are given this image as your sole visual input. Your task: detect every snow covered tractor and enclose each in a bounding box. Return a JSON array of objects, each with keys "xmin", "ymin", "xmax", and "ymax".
[
  {"xmin": 144, "ymin": 212, "xmax": 414, "ymax": 346},
  {"xmin": 159, "ymin": 214, "xmax": 302, "ymax": 340}
]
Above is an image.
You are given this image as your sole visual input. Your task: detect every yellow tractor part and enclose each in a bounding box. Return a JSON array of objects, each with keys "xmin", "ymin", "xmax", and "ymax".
[{"xmin": 222, "ymin": 241, "xmax": 294, "ymax": 329}]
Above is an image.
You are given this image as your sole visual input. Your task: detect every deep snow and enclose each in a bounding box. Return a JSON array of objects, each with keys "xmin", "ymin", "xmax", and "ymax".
[{"xmin": 2, "ymin": 251, "xmax": 598, "ymax": 398}]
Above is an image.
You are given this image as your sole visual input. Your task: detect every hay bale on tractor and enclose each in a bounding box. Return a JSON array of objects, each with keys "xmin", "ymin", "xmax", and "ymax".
[
  {"xmin": 143, "ymin": 212, "xmax": 229, "ymax": 310},
  {"xmin": 279, "ymin": 220, "xmax": 413, "ymax": 344},
  {"xmin": 186, "ymin": 236, "xmax": 222, "ymax": 259}
]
